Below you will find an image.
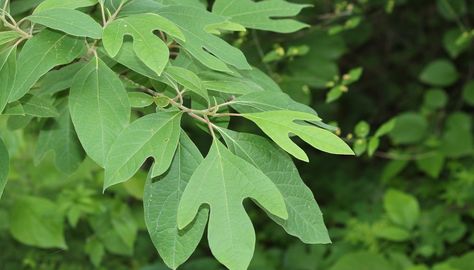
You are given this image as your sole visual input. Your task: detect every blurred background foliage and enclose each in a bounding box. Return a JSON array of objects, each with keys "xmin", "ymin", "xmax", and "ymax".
[{"xmin": 1, "ymin": 0, "xmax": 474, "ymax": 269}]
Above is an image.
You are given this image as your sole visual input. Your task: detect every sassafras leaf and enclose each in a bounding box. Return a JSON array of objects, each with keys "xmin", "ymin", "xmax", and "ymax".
[
  {"xmin": 104, "ymin": 112, "xmax": 182, "ymax": 190},
  {"xmin": 178, "ymin": 140, "xmax": 288, "ymax": 270},
  {"xmin": 69, "ymin": 57, "xmax": 131, "ymax": 167},
  {"xmin": 144, "ymin": 133, "xmax": 208, "ymax": 269},
  {"xmin": 102, "ymin": 13, "xmax": 185, "ymax": 76},
  {"xmin": 243, "ymin": 110, "xmax": 354, "ymax": 161},
  {"xmin": 0, "ymin": 46, "xmax": 17, "ymax": 114}
]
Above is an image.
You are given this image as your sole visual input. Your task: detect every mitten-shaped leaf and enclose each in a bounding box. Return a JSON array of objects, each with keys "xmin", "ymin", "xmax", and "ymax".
[
  {"xmin": 69, "ymin": 57, "xmax": 130, "ymax": 167},
  {"xmin": 243, "ymin": 110, "xmax": 354, "ymax": 161},
  {"xmin": 158, "ymin": 6, "xmax": 251, "ymax": 73},
  {"xmin": 213, "ymin": 0, "xmax": 310, "ymax": 33},
  {"xmin": 104, "ymin": 112, "xmax": 182, "ymax": 190},
  {"xmin": 178, "ymin": 140, "xmax": 288, "ymax": 270},
  {"xmin": 220, "ymin": 129, "xmax": 331, "ymax": 244},
  {"xmin": 0, "ymin": 136, "xmax": 9, "ymax": 199},
  {"xmin": 28, "ymin": 8, "xmax": 103, "ymax": 38},
  {"xmin": 144, "ymin": 133, "xmax": 208, "ymax": 269},
  {"xmin": 9, "ymin": 30, "xmax": 85, "ymax": 102},
  {"xmin": 0, "ymin": 46, "xmax": 16, "ymax": 114},
  {"xmin": 102, "ymin": 13, "xmax": 185, "ymax": 76}
]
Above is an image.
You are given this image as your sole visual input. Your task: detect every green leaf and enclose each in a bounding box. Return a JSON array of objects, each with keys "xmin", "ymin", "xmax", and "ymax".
[
  {"xmin": 20, "ymin": 94, "xmax": 59, "ymax": 118},
  {"xmin": 200, "ymin": 71, "xmax": 263, "ymax": 95},
  {"xmin": 0, "ymin": 46, "xmax": 17, "ymax": 114},
  {"xmin": 440, "ymin": 112, "xmax": 473, "ymax": 158},
  {"xmin": 213, "ymin": 0, "xmax": 309, "ymax": 33},
  {"xmin": 232, "ymin": 91, "xmax": 317, "ymax": 115},
  {"xmin": 104, "ymin": 112, "xmax": 182, "ymax": 190},
  {"xmin": 462, "ymin": 80, "xmax": 474, "ymax": 106},
  {"xmin": 164, "ymin": 66, "xmax": 208, "ymax": 101},
  {"xmin": 374, "ymin": 222, "xmax": 411, "ymax": 242},
  {"xmin": 128, "ymin": 92, "xmax": 154, "ymax": 108},
  {"xmin": 178, "ymin": 140, "xmax": 288, "ymax": 270},
  {"xmin": 384, "ymin": 189, "xmax": 420, "ymax": 230},
  {"xmin": 144, "ymin": 133, "xmax": 208, "ymax": 269},
  {"xmin": 330, "ymin": 252, "xmax": 396, "ymax": 270},
  {"xmin": 243, "ymin": 110, "xmax": 354, "ymax": 161},
  {"xmin": 437, "ymin": 0, "xmax": 466, "ymax": 20},
  {"xmin": 28, "ymin": 8, "xmax": 103, "ymax": 39},
  {"xmin": 85, "ymin": 237, "xmax": 105, "ymax": 267},
  {"xmin": 102, "ymin": 13, "xmax": 185, "ymax": 76},
  {"xmin": 419, "ymin": 59, "xmax": 459, "ymax": 87},
  {"xmin": 69, "ymin": 57, "xmax": 131, "ymax": 167},
  {"xmin": 9, "ymin": 196, "xmax": 66, "ymax": 249},
  {"xmin": 415, "ymin": 153, "xmax": 444, "ymax": 178},
  {"xmin": 9, "ymin": 29, "xmax": 86, "ymax": 102},
  {"xmin": 34, "ymin": 0, "xmax": 98, "ymax": 13},
  {"xmin": 443, "ymin": 28, "xmax": 469, "ymax": 58},
  {"xmin": 0, "ymin": 136, "xmax": 9, "ymax": 199},
  {"xmin": 220, "ymin": 129, "xmax": 331, "ymax": 244},
  {"xmin": 35, "ymin": 62, "xmax": 86, "ymax": 96},
  {"xmin": 158, "ymin": 6, "xmax": 251, "ymax": 73},
  {"xmin": 35, "ymin": 103, "xmax": 86, "ymax": 174},
  {"xmin": 0, "ymin": 31, "xmax": 21, "ymax": 46},
  {"xmin": 423, "ymin": 88, "xmax": 448, "ymax": 109},
  {"xmin": 389, "ymin": 112, "xmax": 428, "ymax": 145}
]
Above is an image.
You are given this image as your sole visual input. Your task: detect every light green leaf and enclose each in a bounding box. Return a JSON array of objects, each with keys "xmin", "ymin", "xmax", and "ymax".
[
  {"xmin": 213, "ymin": 0, "xmax": 309, "ymax": 33},
  {"xmin": 415, "ymin": 153, "xmax": 444, "ymax": 178},
  {"xmin": 128, "ymin": 92, "xmax": 154, "ymax": 108},
  {"xmin": 28, "ymin": 8, "xmax": 103, "ymax": 39},
  {"xmin": 164, "ymin": 66, "xmax": 208, "ymax": 101},
  {"xmin": 9, "ymin": 196, "xmax": 66, "ymax": 249},
  {"xmin": 158, "ymin": 6, "xmax": 251, "ymax": 73},
  {"xmin": 69, "ymin": 57, "xmax": 130, "ymax": 167},
  {"xmin": 36, "ymin": 62, "xmax": 86, "ymax": 96},
  {"xmin": 9, "ymin": 29, "xmax": 85, "ymax": 102},
  {"xmin": 374, "ymin": 222, "xmax": 411, "ymax": 242},
  {"xmin": 220, "ymin": 129, "xmax": 331, "ymax": 244},
  {"xmin": 0, "ymin": 31, "xmax": 21, "ymax": 46},
  {"xmin": 35, "ymin": 103, "xmax": 85, "ymax": 174},
  {"xmin": 34, "ymin": 0, "xmax": 97, "ymax": 13},
  {"xmin": 104, "ymin": 112, "xmax": 182, "ymax": 190},
  {"xmin": 243, "ymin": 110, "xmax": 354, "ymax": 161},
  {"xmin": 144, "ymin": 133, "xmax": 208, "ymax": 269},
  {"xmin": 20, "ymin": 94, "xmax": 59, "ymax": 118},
  {"xmin": 0, "ymin": 136, "xmax": 9, "ymax": 199},
  {"xmin": 384, "ymin": 189, "xmax": 420, "ymax": 230},
  {"xmin": 0, "ymin": 46, "xmax": 16, "ymax": 114},
  {"xmin": 102, "ymin": 13, "xmax": 185, "ymax": 76},
  {"xmin": 419, "ymin": 59, "xmax": 459, "ymax": 87},
  {"xmin": 200, "ymin": 71, "xmax": 263, "ymax": 95},
  {"xmin": 232, "ymin": 91, "xmax": 316, "ymax": 114},
  {"xmin": 330, "ymin": 252, "xmax": 396, "ymax": 270},
  {"xmin": 389, "ymin": 113, "xmax": 428, "ymax": 145},
  {"xmin": 178, "ymin": 140, "xmax": 288, "ymax": 270}
]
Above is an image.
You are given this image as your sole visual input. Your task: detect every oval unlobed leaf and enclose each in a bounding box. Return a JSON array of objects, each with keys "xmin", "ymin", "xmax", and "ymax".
[
  {"xmin": 178, "ymin": 140, "xmax": 288, "ymax": 270},
  {"xmin": 9, "ymin": 29, "xmax": 86, "ymax": 102},
  {"xmin": 28, "ymin": 8, "xmax": 103, "ymax": 39},
  {"xmin": 104, "ymin": 111, "xmax": 182, "ymax": 190},
  {"xmin": 34, "ymin": 0, "xmax": 98, "ymax": 13},
  {"xmin": 69, "ymin": 57, "xmax": 131, "ymax": 167}
]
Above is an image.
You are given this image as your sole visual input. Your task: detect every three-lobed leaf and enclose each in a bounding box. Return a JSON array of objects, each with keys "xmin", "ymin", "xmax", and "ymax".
[
  {"xmin": 243, "ymin": 110, "xmax": 354, "ymax": 161},
  {"xmin": 102, "ymin": 13, "xmax": 185, "ymax": 76},
  {"xmin": 213, "ymin": 0, "xmax": 310, "ymax": 33},
  {"xmin": 178, "ymin": 140, "xmax": 288, "ymax": 270}
]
